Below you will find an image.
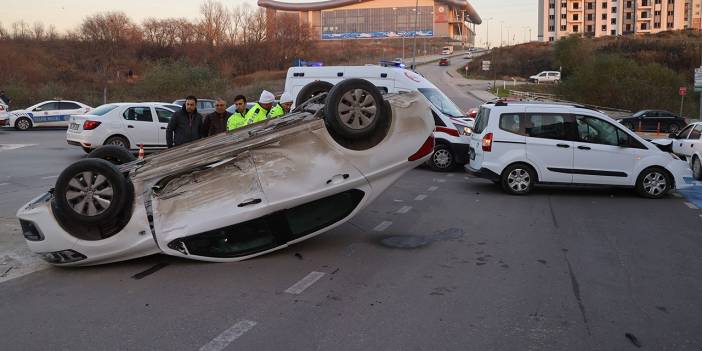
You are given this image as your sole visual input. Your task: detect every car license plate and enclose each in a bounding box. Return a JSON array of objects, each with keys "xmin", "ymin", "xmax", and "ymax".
[{"xmin": 70, "ymin": 123, "xmax": 80, "ymax": 130}]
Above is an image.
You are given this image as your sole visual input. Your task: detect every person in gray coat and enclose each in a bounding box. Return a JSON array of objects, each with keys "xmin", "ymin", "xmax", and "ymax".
[{"xmin": 166, "ymin": 95, "xmax": 204, "ymax": 148}]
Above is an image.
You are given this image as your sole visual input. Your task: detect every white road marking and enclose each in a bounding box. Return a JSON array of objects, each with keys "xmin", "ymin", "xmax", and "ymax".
[
  {"xmin": 434, "ymin": 178, "xmax": 447, "ymax": 183},
  {"xmin": 0, "ymin": 183, "xmax": 8, "ymax": 186},
  {"xmin": 446, "ymin": 173, "xmax": 455, "ymax": 177},
  {"xmin": 684, "ymin": 202, "xmax": 699, "ymax": 210},
  {"xmin": 40, "ymin": 175, "xmax": 58, "ymax": 180},
  {"xmin": 374, "ymin": 221, "xmax": 393, "ymax": 231},
  {"xmin": 397, "ymin": 206, "xmax": 412, "ymax": 214},
  {"xmin": 428, "ymin": 186, "xmax": 439, "ymax": 192},
  {"xmin": 0, "ymin": 144, "xmax": 35, "ymax": 152},
  {"xmin": 415, "ymin": 194, "xmax": 428, "ymax": 201},
  {"xmin": 199, "ymin": 320, "xmax": 257, "ymax": 351},
  {"xmin": 285, "ymin": 271, "xmax": 326, "ymax": 295}
]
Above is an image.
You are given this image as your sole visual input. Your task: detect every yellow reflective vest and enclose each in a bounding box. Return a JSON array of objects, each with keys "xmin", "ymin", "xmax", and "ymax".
[{"xmin": 268, "ymin": 104, "xmax": 285, "ymax": 119}]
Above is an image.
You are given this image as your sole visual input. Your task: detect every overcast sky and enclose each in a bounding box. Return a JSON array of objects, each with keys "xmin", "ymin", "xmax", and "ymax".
[{"xmin": 1, "ymin": 0, "xmax": 538, "ymax": 46}]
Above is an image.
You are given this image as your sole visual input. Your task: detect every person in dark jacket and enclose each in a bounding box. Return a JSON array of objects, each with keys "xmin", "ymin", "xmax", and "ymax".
[
  {"xmin": 0, "ymin": 90, "xmax": 11, "ymax": 106},
  {"xmin": 166, "ymin": 95, "xmax": 203, "ymax": 148},
  {"xmin": 202, "ymin": 98, "xmax": 229, "ymax": 137}
]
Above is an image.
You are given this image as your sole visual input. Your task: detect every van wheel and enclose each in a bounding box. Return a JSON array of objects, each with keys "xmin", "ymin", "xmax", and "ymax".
[
  {"xmin": 296, "ymin": 81, "xmax": 334, "ymax": 106},
  {"xmin": 501, "ymin": 163, "xmax": 535, "ymax": 195},
  {"xmin": 87, "ymin": 145, "xmax": 137, "ymax": 165},
  {"xmin": 53, "ymin": 159, "xmax": 132, "ymax": 224},
  {"xmin": 324, "ymin": 78, "xmax": 385, "ymax": 140},
  {"xmin": 428, "ymin": 144, "xmax": 455, "ymax": 171},
  {"xmin": 693, "ymin": 156, "xmax": 701, "ymax": 181},
  {"xmin": 636, "ymin": 167, "xmax": 670, "ymax": 199},
  {"xmin": 15, "ymin": 117, "xmax": 32, "ymax": 131}
]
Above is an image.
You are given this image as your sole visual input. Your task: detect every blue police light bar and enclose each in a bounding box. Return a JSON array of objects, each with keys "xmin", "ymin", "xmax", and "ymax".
[
  {"xmin": 293, "ymin": 58, "xmax": 324, "ymax": 67},
  {"xmin": 379, "ymin": 60, "xmax": 406, "ymax": 68}
]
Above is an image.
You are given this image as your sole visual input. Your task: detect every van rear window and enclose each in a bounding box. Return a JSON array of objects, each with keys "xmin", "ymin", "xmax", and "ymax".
[{"xmin": 472, "ymin": 107, "xmax": 491, "ymax": 133}]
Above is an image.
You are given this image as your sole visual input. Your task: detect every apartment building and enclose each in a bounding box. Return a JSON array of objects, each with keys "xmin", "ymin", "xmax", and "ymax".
[{"xmin": 538, "ymin": 0, "xmax": 693, "ymax": 42}]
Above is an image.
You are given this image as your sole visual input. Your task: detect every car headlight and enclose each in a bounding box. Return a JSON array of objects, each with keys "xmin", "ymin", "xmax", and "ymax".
[{"xmin": 463, "ymin": 127, "xmax": 472, "ymax": 136}]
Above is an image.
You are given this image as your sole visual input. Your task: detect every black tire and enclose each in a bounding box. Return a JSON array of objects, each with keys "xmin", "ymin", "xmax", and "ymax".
[
  {"xmin": 501, "ymin": 163, "xmax": 536, "ymax": 195},
  {"xmin": 14, "ymin": 117, "xmax": 32, "ymax": 131},
  {"xmin": 87, "ymin": 145, "xmax": 137, "ymax": 165},
  {"xmin": 427, "ymin": 144, "xmax": 455, "ymax": 171},
  {"xmin": 296, "ymin": 81, "xmax": 334, "ymax": 106},
  {"xmin": 54, "ymin": 159, "xmax": 132, "ymax": 224},
  {"xmin": 668, "ymin": 123, "xmax": 680, "ymax": 133},
  {"xmin": 324, "ymin": 78, "xmax": 386, "ymax": 140},
  {"xmin": 82, "ymin": 147, "xmax": 92, "ymax": 154},
  {"xmin": 635, "ymin": 167, "xmax": 671, "ymax": 199},
  {"xmin": 104, "ymin": 135, "xmax": 130, "ymax": 149},
  {"xmin": 693, "ymin": 156, "xmax": 702, "ymax": 181}
]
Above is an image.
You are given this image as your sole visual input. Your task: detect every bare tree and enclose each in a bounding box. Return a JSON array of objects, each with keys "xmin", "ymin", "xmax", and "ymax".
[
  {"xmin": 199, "ymin": 0, "xmax": 231, "ymax": 46},
  {"xmin": 46, "ymin": 25, "xmax": 58, "ymax": 41},
  {"xmin": 0, "ymin": 22, "xmax": 7, "ymax": 39},
  {"xmin": 32, "ymin": 22, "xmax": 45, "ymax": 40},
  {"xmin": 11, "ymin": 21, "xmax": 31, "ymax": 40}
]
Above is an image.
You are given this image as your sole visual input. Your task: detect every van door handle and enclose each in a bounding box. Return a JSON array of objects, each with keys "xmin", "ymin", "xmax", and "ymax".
[
  {"xmin": 326, "ymin": 174, "xmax": 350, "ymax": 185},
  {"xmin": 577, "ymin": 146, "xmax": 591, "ymax": 150},
  {"xmin": 127, "ymin": 125, "xmax": 134, "ymax": 128},
  {"xmin": 556, "ymin": 144, "xmax": 570, "ymax": 148},
  {"xmin": 237, "ymin": 198, "xmax": 262, "ymax": 207},
  {"xmin": 161, "ymin": 127, "xmax": 166, "ymax": 130}
]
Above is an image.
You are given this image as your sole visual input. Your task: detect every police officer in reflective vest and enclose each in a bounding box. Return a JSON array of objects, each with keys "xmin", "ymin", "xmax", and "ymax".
[
  {"xmin": 242, "ymin": 90, "xmax": 274, "ymax": 126},
  {"xmin": 226, "ymin": 95, "xmax": 251, "ymax": 131},
  {"xmin": 268, "ymin": 92, "xmax": 293, "ymax": 119}
]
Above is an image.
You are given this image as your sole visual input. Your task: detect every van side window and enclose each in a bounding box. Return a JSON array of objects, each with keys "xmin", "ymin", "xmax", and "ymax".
[
  {"xmin": 525, "ymin": 114, "xmax": 572, "ymax": 140},
  {"xmin": 472, "ymin": 107, "xmax": 491, "ymax": 133},
  {"xmin": 499, "ymin": 113, "xmax": 524, "ymax": 135}
]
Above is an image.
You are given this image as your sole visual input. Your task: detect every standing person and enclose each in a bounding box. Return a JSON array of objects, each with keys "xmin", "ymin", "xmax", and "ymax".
[
  {"xmin": 0, "ymin": 90, "xmax": 11, "ymax": 106},
  {"xmin": 268, "ymin": 92, "xmax": 293, "ymax": 119},
  {"xmin": 166, "ymin": 95, "xmax": 204, "ymax": 148},
  {"xmin": 226, "ymin": 95, "xmax": 253, "ymax": 131},
  {"xmin": 244, "ymin": 90, "xmax": 274, "ymax": 124},
  {"xmin": 202, "ymin": 98, "xmax": 229, "ymax": 137}
]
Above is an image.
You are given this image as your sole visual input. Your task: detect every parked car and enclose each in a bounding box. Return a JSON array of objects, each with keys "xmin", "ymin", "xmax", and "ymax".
[
  {"xmin": 283, "ymin": 63, "xmax": 471, "ymax": 171},
  {"xmin": 7, "ymin": 100, "xmax": 92, "ymax": 130},
  {"xmin": 0, "ymin": 102, "xmax": 9, "ymax": 127},
  {"xmin": 668, "ymin": 122, "xmax": 702, "ymax": 180},
  {"xmin": 173, "ymin": 98, "xmax": 216, "ymax": 116},
  {"xmin": 66, "ymin": 103, "xmax": 179, "ymax": 153},
  {"xmin": 618, "ymin": 110, "xmax": 687, "ymax": 133},
  {"xmin": 439, "ymin": 58, "xmax": 450, "ymax": 66},
  {"xmin": 441, "ymin": 46, "xmax": 454, "ymax": 55},
  {"xmin": 465, "ymin": 101, "xmax": 692, "ymax": 198},
  {"xmin": 528, "ymin": 71, "xmax": 561, "ymax": 84},
  {"xmin": 16, "ymin": 79, "xmax": 435, "ymax": 266}
]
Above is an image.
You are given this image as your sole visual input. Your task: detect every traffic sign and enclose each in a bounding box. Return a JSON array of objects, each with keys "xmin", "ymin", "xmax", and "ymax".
[
  {"xmin": 482, "ymin": 60, "xmax": 491, "ymax": 71},
  {"xmin": 695, "ymin": 67, "xmax": 702, "ymax": 92},
  {"xmin": 679, "ymin": 87, "xmax": 688, "ymax": 96}
]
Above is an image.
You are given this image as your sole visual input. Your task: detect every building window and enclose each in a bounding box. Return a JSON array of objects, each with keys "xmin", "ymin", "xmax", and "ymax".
[
  {"xmin": 587, "ymin": 14, "xmax": 593, "ymax": 20},
  {"xmin": 573, "ymin": 25, "xmax": 579, "ymax": 32},
  {"xmin": 626, "ymin": 1, "xmax": 632, "ymax": 8},
  {"xmin": 612, "ymin": 7, "xmax": 617, "ymax": 13},
  {"xmin": 641, "ymin": 12, "xmax": 648, "ymax": 19},
  {"xmin": 602, "ymin": 2, "xmax": 608, "ymax": 8},
  {"xmin": 573, "ymin": 14, "xmax": 579, "ymax": 20},
  {"xmin": 549, "ymin": 25, "xmax": 555, "ymax": 31},
  {"xmin": 573, "ymin": 2, "xmax": 579, "ymax": 9},
  {"xmin": 602, "ymin": 24, "xmax": 607, "ymax": 31},
  {"xmin": 587, "ymin": 25, "xmax": 593, "ymax": 32},
  {"xmin": 611, "ymin": 29, "xmax": 617, "ymax": 35},
  {"xmin": 641, "ymin": 22, "xmax": 648, "ymax": 30},
  {"xmin": 611, "ymin": 18, "xmax": 617, "ymax": 24},
  {"xmin": 588, "ymin": 2, "xmax": 594, "ymax": 10},
  {"xmin": 561, "ymin": 25, "xmax": 567, "ymax": 31},
  {"xmin": 562, "ymin": 14, "xmax": 567, "ymax": 19},
  {"xmin": 602, "ymin": 14, "xmax": 608, "ymax": 20}
]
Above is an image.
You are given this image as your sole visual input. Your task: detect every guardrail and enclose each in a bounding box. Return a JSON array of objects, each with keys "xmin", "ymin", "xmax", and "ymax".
[{"xmin": 508, "ymin": 90, "xmax": 631, "ymax": 118}]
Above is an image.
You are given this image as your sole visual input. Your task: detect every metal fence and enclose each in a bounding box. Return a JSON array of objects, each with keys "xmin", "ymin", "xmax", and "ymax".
[{"xmin": 508, "ymin": 90, "xmax": 632, "ymax": 119}]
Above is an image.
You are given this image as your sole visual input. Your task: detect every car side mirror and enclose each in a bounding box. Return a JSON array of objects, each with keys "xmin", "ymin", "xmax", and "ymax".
[{"xmin": 34, "ymin": 107, "xmax": 42, "ymax": 112}]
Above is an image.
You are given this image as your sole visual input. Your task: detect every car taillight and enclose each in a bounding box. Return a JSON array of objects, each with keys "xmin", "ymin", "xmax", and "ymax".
[
  {"xmin": 436, "ymin": 126, "xmax": 460, "ymax": 137},
  {"xmin": 83, "ymin": 120, "xmax": 101, "ymax": 130},
  {"xmin": 409, "ymin": 135, "xmax": 435, "ymax": 161},
  {"xmin": 482, "ymin": 133, "xmax": 493, "ymax": 152}
]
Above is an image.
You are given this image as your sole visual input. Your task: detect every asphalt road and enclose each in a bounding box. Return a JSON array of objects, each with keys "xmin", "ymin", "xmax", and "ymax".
[{"xmin": 0, "ymin": 65, "xmax": 701, "ymax": 350}]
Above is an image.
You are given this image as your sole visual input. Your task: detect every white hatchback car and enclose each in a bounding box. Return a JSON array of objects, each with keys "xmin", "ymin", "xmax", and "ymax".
[
  {"xmin": 8, "ymin": 100, "xmax": 92, "ymax": 130},
  {"xmin": 66, "ymin": 103, "xmax": 178, "ymax": 153},
  {"xmin": 465, "ymin": 101, "xmax": 693, "ymax": 198},
  {"xmin": 17, "ymin": 79, "xmax": 435, "ymax": 266},
  {"xmin": 669, "ymin": 122, "xmax": 702, "ymax": 180}
]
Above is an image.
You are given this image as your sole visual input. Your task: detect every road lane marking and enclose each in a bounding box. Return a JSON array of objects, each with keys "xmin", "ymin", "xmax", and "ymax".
[
  {"xmin": 446, "ymin": 173, "xmax": 455, "ymax": 177},
  {"xmin": 397, "ymin": 206, "xmax": 412, "ymax": 214},
  {"xmin": 40, "ymin": 175, "xmax": 58, "ymax": 180},
  {"xmin": 0, "ymin": 144, "xmax": 36, "ymax": 152},
  {"xmin": 285, "ymin": 271, "xmax": 326, "ymax": 295},
  {"xmin": 199, "ymin": 320, "xmax": 257, "ymax": 351},
  {"xmin": 0, "ymin": 183, "xmax": 8, "ymax": 186},
  {"xmin": 428, "ymin": 186, "xmax": 438, "ymax": 192},
  {"xmin": 434, "ymin": 178, "xmax": 446, "ymax": 183},
  {"xmin": 684, "ymin": 202, "xmax": 699, "ymax": 210},
  {"xmin": 374, "ymin": 221, "xmax": 393, "ymax": 231},
  {"xmin": 415, "ymin": 194, "xmax": 427, "ymax": 201}
]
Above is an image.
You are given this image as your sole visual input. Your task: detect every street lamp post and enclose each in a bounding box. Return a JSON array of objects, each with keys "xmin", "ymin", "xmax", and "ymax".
[
  {"xmin": 500, "ymin": 21, "xmax": 504, "ymax": 47},
  {"xmin": 484, "ymin": 17, "xmax": 493, "ymax": 49}
]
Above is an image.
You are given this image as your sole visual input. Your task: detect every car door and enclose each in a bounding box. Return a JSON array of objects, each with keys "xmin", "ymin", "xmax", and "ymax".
[
  {"xmin": 572, "ymin": 115, "xmax": 644, "ymax": 185},
  {"xmin": 672, "ymin": 124, "xmax": 695, "ymax": 155},
  {"xmin": 641, "ymin": 111, "xmax": 659, "ymax": 131},
  {"xmin": 121, "ymin": 106, "xmax": 159, "ymax": 148},
  {"xmin": 30, "ymin": 101, "xmax": 61, "ymax": 127},
  {"xmin": 155, "ymin": 107, "xmax": 174, "ymax": 148},
  {"xmin": 680, "ymin": 124, "xmax": 702, "ymax": 158},
  {"xmin": 524, "ymin": 111, "xmax": 575, "ymax": 183}
]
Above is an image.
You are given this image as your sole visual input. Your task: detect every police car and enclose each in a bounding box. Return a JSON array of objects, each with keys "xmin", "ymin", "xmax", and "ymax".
[
  {"xmin": 284, "ymin": 61, "xmax": 471, "ymax": 171},
  {"xmin": 8, "ymin": 100, "xmax": 92, "ymax": 130},
  {"xmin": 0, "ymin": 102, "xmax": 9, "ymax": 127}
]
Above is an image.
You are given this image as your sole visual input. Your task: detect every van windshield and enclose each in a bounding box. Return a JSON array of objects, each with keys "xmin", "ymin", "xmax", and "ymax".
[{"xmin": 417, "ymin": 88, "xmax": 464, "ymax": 118}]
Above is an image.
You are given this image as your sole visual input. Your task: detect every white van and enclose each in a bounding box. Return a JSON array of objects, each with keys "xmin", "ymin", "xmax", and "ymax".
[
  {"xmin": 441, "ymin": 46, "xmax": 454, "ymax": 55},
  {"xmin": 529, "ymin": 71, "xmax": 561, "ymax": 84},
  {"xmin": 284, "ymin": 64, "xmax": 472, "ymax": 171}
]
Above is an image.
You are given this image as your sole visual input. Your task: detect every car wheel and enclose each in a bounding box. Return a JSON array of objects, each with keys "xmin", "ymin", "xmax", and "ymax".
[
  {"xmin": 53, "ymin": 159, "xmax": 132, "ymax": 224},
  {"xmin": 668, "ymin": 123, "xmax": 680, "ymax": 133},
  {"xmin": 14, "ymin": 117, "xmax": 32, "ymax": 131},
  {"xmin": 693, "ymin": 157, "xmax": 702, "ymax": 181},
  {"xmin": 428, "ymin": 144, "xmax": 455, "ymax": 171},
  {"xmin": 104, "ymin": 136, "xmax": 130, "ymax": 150},
  {"xmin": 87, "ymin": 145, "xmax": 137, "ymax": 165},
  {"xmin": 635, "ymin": 167, "xmax": 670, "ymax": 199},
  {"xmin": 296, "ymin": 81, "xmax": 334, "ymax": 107},
  {"xmin": 324, "ymin": 78, "xmax": 386, "ymax": 140},
  {"xmin": 501, "ymin": 163, "xmax": 536, "ymax": 195}
]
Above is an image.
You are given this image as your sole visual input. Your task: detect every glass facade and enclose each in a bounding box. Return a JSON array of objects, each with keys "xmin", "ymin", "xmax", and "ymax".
[{"xmin": 321, "ymin": 6, "xmax": 434, "ymax": 39}]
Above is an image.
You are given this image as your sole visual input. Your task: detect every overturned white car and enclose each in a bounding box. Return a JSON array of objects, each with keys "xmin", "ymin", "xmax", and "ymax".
[{"xmin": 17, "ymin": 79, "xmax": 436, "ymax": 266}]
